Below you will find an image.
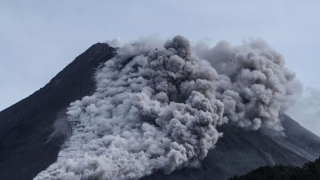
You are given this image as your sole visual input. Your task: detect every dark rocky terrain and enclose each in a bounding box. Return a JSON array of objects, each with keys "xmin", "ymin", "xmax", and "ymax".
[{"xmin": 0, "ymin": 43, "xmax": 319, "ymax": 180}]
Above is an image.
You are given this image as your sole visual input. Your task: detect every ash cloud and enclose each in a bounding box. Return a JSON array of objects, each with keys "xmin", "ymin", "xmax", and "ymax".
[
  {"xmin": 195, "ymin": 39, "xmax": 300, "ymax": 131},
  {"xmin": 35, "ymin": 36, "xmax": 299, "ymax": 180},
  {"xmin": 35, "ymin": 36, "xmax": 223, "ymax": 180}
]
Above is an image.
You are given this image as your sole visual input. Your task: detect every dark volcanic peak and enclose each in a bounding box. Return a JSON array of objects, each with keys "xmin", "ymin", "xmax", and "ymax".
[
  {"xmin": 0, "ymin": 36, "xmax": 319, "ymax": 180},
  {"xmin": 0, "ymin": 43, "xmax": 116, "ymax": 180}
]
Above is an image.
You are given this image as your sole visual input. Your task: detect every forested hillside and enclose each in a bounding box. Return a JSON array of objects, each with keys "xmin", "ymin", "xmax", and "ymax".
[{"xmin": 230, "ymin": 158, "xmax": 320, "ymax": 180}]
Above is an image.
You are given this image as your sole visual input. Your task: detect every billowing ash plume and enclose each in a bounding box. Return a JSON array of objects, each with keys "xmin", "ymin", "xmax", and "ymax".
[
  {"xmin": 35, "ymin": 36, "xmax": 224, "ymax": 180},
  {"xmin": 35, "ymin": 36, "xmax": 299, "ymax": 180},
  {"xmin": 195, "ymin": 39, "xmax": 298, "ymax": 131}
]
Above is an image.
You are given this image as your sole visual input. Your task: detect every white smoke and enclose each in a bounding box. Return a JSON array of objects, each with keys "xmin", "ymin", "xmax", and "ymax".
[
  {"xmin": 105, "ymin": 38, "xmax": 126, "ymax": 48},
  {"xmin": 35, "ymin": 36, "xmax": 299, "ymax": 180}
]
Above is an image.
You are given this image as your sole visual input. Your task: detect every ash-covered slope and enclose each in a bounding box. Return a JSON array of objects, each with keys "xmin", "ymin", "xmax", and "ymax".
[
  {"xmin": 0, "ymin": 43, "xmax": 116, "ymax": 180},
  {"xmin": 0, "ymin": 40, "xmax": 319, "ymax": 180}
]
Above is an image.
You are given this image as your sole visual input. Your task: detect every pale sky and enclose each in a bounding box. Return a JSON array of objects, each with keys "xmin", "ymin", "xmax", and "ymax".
[{"xmin": 1, "ymin": 0, "xmax": 320, "ymax": 134}]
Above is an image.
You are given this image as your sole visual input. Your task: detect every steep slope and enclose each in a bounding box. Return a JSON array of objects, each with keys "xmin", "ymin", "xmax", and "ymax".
[
  {"xmin": 0, "ymin": 43, "xmax": 116, "ymax": 180},
  {"xmin": 272, "ymin": 114, "xmax": 320, "ymax": 161},
  {"xmin": 0, "ymin": 43, "xmax": 319, "ymax": 180}
]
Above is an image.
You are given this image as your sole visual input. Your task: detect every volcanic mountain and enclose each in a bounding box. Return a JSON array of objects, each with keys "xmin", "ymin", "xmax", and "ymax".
[{"xmin": 0, "ymin": 41, "xmax": 320, "ymax": 180}]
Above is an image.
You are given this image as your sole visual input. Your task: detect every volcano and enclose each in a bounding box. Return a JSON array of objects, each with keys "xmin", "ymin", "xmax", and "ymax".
[{"xmin": 0, "ymin": 41, "xmax": 320, "ymax": 180}]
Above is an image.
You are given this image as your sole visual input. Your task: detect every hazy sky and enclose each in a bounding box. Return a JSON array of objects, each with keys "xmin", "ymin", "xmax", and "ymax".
[{"xmin": 1, "ymin": 1, "xmax": 320, "ymax": 134}]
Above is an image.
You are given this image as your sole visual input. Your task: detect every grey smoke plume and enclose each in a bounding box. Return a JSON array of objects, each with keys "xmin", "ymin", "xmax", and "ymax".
[
  {"xmin": 195, "ymin": 39, "xmax": 299, "ymax": 131},
  {"xmin": 35, "ymin": 36, "xmax": 299, "ymax": 180},
  {"xmin": 35, "ymin": 36, "xmax": 224, "ymax": 180}
]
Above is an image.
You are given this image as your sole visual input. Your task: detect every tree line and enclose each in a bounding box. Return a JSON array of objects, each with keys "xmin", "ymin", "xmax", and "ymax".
[{"xmin": 230, "ymin": 158, "xmax": 320, "ymax": 180}]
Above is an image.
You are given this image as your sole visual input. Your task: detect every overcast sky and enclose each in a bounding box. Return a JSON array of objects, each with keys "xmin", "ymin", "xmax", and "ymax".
[{"xmin": 1, "ymin": 0, "xmax": 320, "ymax": 134}]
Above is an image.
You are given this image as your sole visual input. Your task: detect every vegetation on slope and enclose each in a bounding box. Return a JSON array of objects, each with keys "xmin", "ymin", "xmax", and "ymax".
[{"xmin": 230, "ymin": 158, "xmax": 320, "ymax": 180}]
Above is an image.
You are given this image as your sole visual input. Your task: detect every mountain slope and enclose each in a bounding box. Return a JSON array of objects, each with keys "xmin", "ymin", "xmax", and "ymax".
[
  {"xmin": 272, "ymin": 114, "xmax": 320, "ymax": 161},
  {"xmin": 141, "ymin": 117, "xmax": 315, "ymax": 180},
  {"xmin": 0, "ymin": 43, "xmax": 116, "ymax": 180},
  {"xmin": 0, "ymin": 43, "xmax": 319, "ymax": 180}
]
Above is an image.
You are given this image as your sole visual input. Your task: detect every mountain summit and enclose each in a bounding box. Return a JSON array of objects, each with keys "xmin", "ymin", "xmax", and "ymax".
[{"xmin": 0, "ymin": 40, "xmax": 319, "ymax": 180}]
